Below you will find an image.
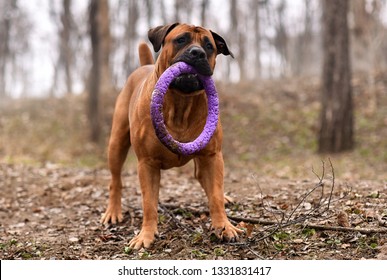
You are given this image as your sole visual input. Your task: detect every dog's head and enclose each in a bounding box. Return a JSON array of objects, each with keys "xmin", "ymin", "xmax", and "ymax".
[{"xmin": 148, "ymin": 23, "xmax": 233, "ymax": 93}]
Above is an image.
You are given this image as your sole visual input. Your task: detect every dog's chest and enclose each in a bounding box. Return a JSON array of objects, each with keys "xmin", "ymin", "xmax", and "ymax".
[{"xmin": 162, "ymin": 91, "xmax": 207, "ymax": 140}]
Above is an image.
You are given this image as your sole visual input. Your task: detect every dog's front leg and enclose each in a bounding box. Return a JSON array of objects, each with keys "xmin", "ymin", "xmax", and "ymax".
[
  {"xmin": 195, "ymin": 153, "xmax": 243, "ymax": 241},
  {"xmin": 129, "ymin": 160, "xmax": 160, "ymax": 249}
]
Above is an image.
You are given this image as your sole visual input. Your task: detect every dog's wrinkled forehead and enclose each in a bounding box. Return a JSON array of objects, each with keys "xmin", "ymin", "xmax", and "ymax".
[
  {"xmin": 148, "ymin": 23, "xmax": 233, "ymax": 58},
  {"xmin": 148, "ymin": 23, "xmax": 212, "ymax": 53},
  {"xmin": 167, "ymin": 26, "xmax": 215, "ymax": 54},
  {"xmin": 166, "ymin": 25, "xmax": 212, "ymax": 42}
]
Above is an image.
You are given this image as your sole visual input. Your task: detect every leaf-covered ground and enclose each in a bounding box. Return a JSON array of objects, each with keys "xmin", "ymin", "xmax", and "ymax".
[
  {"xmin": 0, "ymin": 163, "xmax": 386, "ymax": 260},
  {"xmin": 0, "ymin": 75, "xmax": 386, "ymax": 259}
]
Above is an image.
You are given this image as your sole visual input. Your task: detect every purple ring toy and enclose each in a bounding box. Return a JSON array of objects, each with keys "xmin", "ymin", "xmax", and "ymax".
[{"xmin": 150, "ymin": 61, "xmax": 219, "ymax": 155}]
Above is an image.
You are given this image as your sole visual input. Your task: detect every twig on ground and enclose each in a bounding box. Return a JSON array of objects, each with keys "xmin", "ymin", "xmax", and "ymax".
[
  {"xmin": 158, "ymin": 203, "xmax": 196, "ymax": 233},
  {"xmin": 285, "ymin": 159, "xmax": 336, "ymax": 225},
  {"xmin": 250, "ymin": 173, "xmax": 287, "ymax": 230},
  {"xmin": 326, "ymin": 158, "xmax": 335, "ymax": 212},
  {"xmin": 225, "ymin": 214, "xmax": 387, "ymax": 234},
  {"xmin": 302, "ymin": 224, "xmax": 387, "ymax": 234},
  {"xmin": 159, "ymin": 160, "xmax": 384, "ymax": 247}
]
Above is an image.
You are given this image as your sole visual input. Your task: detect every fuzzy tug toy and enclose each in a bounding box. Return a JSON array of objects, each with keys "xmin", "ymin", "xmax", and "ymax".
[{"xmin": 150, "ymin": 61, "xmax": 219, "ymax": 155}]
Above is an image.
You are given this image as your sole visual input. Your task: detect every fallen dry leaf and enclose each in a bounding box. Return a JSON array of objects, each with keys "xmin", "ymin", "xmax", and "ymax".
[
  {"xmin": 376, "ymin": 245, "xmax": 387, "ymax": 260},
  {"xmin": 364, "ymin": 210, "xmax": 378, "ymax": 222},
  {"xmin": 246, "ymin": 224, "xmax": 255, "ymax": 238},
  {"xmin": 337, "ymin": 211, "xmax": 350, "ymax": 227},
  {"xmin": 378, "ymin": 215, "xmax": 387, "ymax": 227}
]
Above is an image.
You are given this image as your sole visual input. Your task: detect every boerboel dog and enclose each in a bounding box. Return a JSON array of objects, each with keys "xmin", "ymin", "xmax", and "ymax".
[{"xmin": 101, "ymin": 23, "xmax": 243, "ymax": 249}]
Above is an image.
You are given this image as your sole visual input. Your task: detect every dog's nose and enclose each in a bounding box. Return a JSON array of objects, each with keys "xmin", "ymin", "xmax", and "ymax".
[{"xmin": 188, "ymin": 46, "xmax": 206, "ymax": 59}]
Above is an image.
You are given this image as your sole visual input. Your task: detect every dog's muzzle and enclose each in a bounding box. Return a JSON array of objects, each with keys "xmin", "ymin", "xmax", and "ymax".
[
  {"xmin": 170, "ymin": 46, "xmax": 212, "ymax": 93},
  {"xmin": 170, "ymin": 73, "xmax": 204, "ymax": 93}
]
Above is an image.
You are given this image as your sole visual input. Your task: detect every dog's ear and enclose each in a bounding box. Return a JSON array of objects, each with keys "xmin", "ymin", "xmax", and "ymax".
[
  {"xmin": 148, "ymin": 23, "xmax": 180, "ymax": 52},
  {"xmin": 210, "ymin": 31, "xmax": 234, "ymax": 58}
]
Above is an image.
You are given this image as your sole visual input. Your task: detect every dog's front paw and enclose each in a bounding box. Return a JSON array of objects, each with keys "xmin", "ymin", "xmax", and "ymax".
[
  {"xmin": 212, "ymin": 220, "xmax": 244, "ymax": 242},
  {"xmin": 100, "ymin": 204, "xmax": 123, "ymax": 225},
  {"xmin": 129, "ymin": 228, "xmax": 159, "ymax": 250}
]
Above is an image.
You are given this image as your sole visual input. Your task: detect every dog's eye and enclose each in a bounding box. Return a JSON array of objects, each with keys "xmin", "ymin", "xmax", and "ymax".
[
  {"xmin": 176, "ymin": 37, "xmax": 186, "ymax": 45},
  {"xmin": 206, "ymin": 43, "xmax": 214, "ymax": 51}
]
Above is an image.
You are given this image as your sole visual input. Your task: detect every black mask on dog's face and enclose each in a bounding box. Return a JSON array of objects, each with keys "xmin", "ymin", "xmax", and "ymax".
[{"xmin": 148, "ymin": 23, "xmax": 233, "ymax": 93}]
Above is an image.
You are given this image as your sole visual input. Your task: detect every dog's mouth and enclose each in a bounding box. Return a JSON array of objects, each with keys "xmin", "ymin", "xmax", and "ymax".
[{"xmin": 169, "ymin": 73, "xmax": 204, "ymax": 93}]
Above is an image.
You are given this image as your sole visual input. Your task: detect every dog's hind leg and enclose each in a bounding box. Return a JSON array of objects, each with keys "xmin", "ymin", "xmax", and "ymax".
[{"xmin": 101, "ymin": 90, "xmax": 131, "ymax": 225}]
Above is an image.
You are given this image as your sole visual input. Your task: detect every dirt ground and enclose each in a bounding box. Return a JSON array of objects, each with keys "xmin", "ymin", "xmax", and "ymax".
[
  {"xmin": 0, "ymin": 76, "xmax": 386, "ymax": 260},
  {"xmin": 0, "ymin": 162, "xmax": 386, "ymax": 260}
]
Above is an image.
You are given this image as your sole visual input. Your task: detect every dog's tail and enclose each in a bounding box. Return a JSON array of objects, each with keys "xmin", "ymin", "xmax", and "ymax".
[{"xmin": 138, "ymin": 42, "xmax": 154, "ymax": 66}]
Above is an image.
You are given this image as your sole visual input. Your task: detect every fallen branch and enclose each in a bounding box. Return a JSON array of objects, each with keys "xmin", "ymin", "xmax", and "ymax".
[
  {"xmin": 158, "ymin": 203, "xmax": 196, "ymax": 233},
  {"xmin": 160, "ymin": 203, "xmax": 387, "ymax": 235},
  {"xmin": 302, "ymin": 224, "xmax": 387, "ymax": 234},
  {"xmin": 225, "ymin": 214, "xmax": 387, "ymax": 234},
  {"xmin": 160, "ymin": 160, "xmax": 385, "ymax": 243},
  {"xmin": 226, "ymin": 215, "xmax": 276, "ymax": 225}
]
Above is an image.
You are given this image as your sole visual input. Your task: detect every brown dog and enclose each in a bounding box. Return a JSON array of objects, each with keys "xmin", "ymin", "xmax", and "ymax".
[{"xmin": 101, "ymin": 23, "xmax": 243, "ymax": 249}]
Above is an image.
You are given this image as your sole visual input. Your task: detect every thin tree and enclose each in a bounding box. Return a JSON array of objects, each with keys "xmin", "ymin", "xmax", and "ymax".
[
  {"xmin": 230, "ymin": 0, "xmax": 247, "ymax": 80},
  {"xmin": 200, "ymin": 0, "xmax": 209, "ymax": 27},
  {"xmin": 159, "ymin": 0, "xmax": 168, "ymax": 24},
  {"xmin": 318, "ymin": 0, "xmax": 354, "ymax": 153},
  {"xmin": 351, "ymin": 0, "xmax": 384, "ymax": 113},
  {"xmin": 125, "ymin": 0, "xmax": 139, "ymax": 76},
  {"xmin": 61, "ymin": 0, "xmax": 73, "ymax": 94},
  {"xmin": 174, "ymin": 0, "xmax": 182, "ymax": 22},
  {"xmin": 273, "ymin": 0, "xmax": 288, "ymax": 77},
  {"xmin": 0, "ymin": 0, "xmax": 17, "ymax": 98},
  {"xmin": 50, "ymin": 0, "xmax": 74, "ymax": 96},
  {"xmin": 89, "ymin": 0, "xmax": 112, "ymax": 143},
  {"xmin": 251, "ymin": 0, "xmax": 262, "ymax": 79},
  {"xmin": 144, "ymin": 0, "xmax": 153, "ymax": 28},
  {"xmin": 293, "ymin": 0, "xmax": 313, "ymax": 76}
]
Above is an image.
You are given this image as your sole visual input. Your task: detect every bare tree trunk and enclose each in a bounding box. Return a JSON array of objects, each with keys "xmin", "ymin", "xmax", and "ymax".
[
  {"xmin": 49, "ymin": 0, "xmax": 75, "ymax": 96},
  {"xmin": 0, "ymin": 0, "xmax": 17, "ymax": 98},
  {"xmin": 88, "ymin": 0, "xmax": 101, "ymax": 142},
  {"xmin": 0, "ymin": 16, "xmax": 10, "ymax": 97},
  {"xmin": 174, "ymin": 0, "xmax": 182, "ymax": 22},
  {"xmin": 351, "ymin": 0, "xmax": 383, "ymax": 114},
  {"xmin": 238, "ymin": 31, "xmax": 246, "ymax": 80},
  {"xmin": 274, "ymin": 0, "xmax": 288, "ymax": 77},
  {"xmin": 318, "ymin": 0, "xmax": 354, "ymax": 153},
  {"xmin": 159, "ymin": 0, "xmax": 168, "ymax": 24},
  {"xmin": 252, "ymin": 0, "xmax": 262, "ymax": 78},
  {"xmin": 62, "ymin": 0, "xmax": 73, "ymax": 95},
  {"xmin": 293, "ymin": 0, "xmax": 313, "ymax": 76},
  {"xmin": 230, "ymin": 0, "xmax": 247, "ymax": 80},
  {"xmin": 125, "ymin": 0, "xmax": 138, "ymax": 76},
  {"xmin": 200, "ymin": 0, "xmax": 209, "ymax": 27},
  {"xmin": 145, "ymin": 0, "xmax": 153, "ymax": 28},
  {"xmin": 88, "ymin": 0, "xmax": 112, "ymax": 142},
  {"xmin": 99, "ymin": 0, "xmax": 112, "ymax": 95},
  {"xmin": 351, "ymin": 0, "xmax": 370, "ymax": 63}
]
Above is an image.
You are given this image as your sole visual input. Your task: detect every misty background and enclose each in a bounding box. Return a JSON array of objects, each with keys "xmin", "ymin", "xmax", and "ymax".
[
  {"xmin": 0, "ymin": 0, "xmax": 386, "ymax": 174},
  {"xmin": 1, "ymin": 0, "xmax": 387, "ymax": 98}
]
